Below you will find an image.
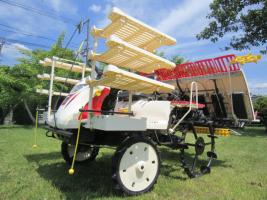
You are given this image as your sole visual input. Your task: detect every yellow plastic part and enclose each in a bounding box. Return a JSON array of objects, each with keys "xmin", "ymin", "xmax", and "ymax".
[
  {"xmin": 118, "ymin": 107, "xmax": 129, "ymax": 113},
  {"xmin": 68, "ymin": 119, "xmax": 82, "ymax": 175},
  {"xmin": 194, "ymin": 126, "xmax": 230, "ymax": 136},
  {"xmin": 94, "ymin": 90, "xmax": 102, "ymax": 97},
  {"xmin": 68, "ymin": 168, "xmax": 75, "ymax": 175},
  {"xmin": 231, "ymin": 54, "xmax": 262, "ymax": 65}
]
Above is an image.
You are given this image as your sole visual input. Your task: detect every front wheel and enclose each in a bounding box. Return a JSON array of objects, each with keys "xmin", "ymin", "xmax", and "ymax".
[
  {"xmin": 112, "ymin": 136, "xmax": 160, "ymax": 195},
  {"xmin": 61, "ymin": 142, "xmax": 99, "ymax": 164}
]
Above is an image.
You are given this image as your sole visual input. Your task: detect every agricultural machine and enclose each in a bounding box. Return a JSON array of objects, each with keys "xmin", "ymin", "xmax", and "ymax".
[{"xmin": 36, "ymin": 7, "xmax": 261, "ymax": 195}]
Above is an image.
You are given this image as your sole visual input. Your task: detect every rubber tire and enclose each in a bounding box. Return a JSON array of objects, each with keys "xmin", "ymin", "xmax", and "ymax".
[
  {"xmin": 112, "ymin": 136, "xmax": 160, "ymax": 195},
  {"xmin": 61, "ymin": 142, "xmax": 99, "ymax": 165}
]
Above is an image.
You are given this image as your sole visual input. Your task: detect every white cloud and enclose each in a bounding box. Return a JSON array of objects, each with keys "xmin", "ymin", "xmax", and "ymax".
[
  {"xmin": 178, "ymin": 40, "xmax": 210, "ymax": 49},
  {"xmin": 248, "ymin": 81, "xmax": 267, "ymax": 95},
  {"xmin": 2, "ymin": 43, "xmax": 31, "ymax": 54},
  {"xmin": 96, "ymin": 0, "xmax": 167, "ymax": 27},
  {"xmin": 159, "ymin": 40, "xmax": 211, "ymax": 57},
  {"xmin": 94, "ymin": 4, "xmax": 113, "ymax": 28},
  {"xmin": 1, "ymin": 43, "xmax": 31, "ymax": 65},
  {"xmin": 45, "ymin": 0, "xmax": 78, "ymax": 15},
  {"xmin": 251, "ymin": 83, "xmax": 267, "ymax": 88},
  {"xmin": 11, "ymin": 43, "xmax": 31, "ymax": 51},
  {"xmin": 89, "ymin": 4, "xmax": 102, "ymax": 13},
  {"xmin": 156, "ymin": 0, "xmax": 212, "ymax": 37},
  {"xmin": 106, "ymin": 0, "xmax": 156, "ymax": 20}
]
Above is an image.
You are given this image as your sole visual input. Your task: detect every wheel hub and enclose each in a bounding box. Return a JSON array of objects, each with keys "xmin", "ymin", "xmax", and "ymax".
[
  {"xmin": 136, "ymin": 161, "xmax": 146, "ymax": 173},
  {"xmin": 195, "ymin": 137, "xmax": 205, "ymax": 155}
]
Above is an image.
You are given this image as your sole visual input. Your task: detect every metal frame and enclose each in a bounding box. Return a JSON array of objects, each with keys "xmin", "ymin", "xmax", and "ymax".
[
  {"xmin": 47, "ymin": 56, "xmax": 56, "ymax": 120},
  {"xmin": 169, "ymin": 81, "xmax": 198, "ymax": 133}
]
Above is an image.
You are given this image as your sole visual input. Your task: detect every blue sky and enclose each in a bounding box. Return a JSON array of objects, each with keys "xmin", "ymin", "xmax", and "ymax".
[{"xmin": 0, "ymin": 0, "xmax": 266, "ymax": 94}]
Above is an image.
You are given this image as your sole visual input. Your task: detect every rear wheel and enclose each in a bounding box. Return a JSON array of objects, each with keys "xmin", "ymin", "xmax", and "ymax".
[
  {"xmin": 112, "ymin": 136, "xmax": 160, "ymax": 195},
  {"xmin": 61, "ymin": 142, "xmax": 99, "ymax": 164}
]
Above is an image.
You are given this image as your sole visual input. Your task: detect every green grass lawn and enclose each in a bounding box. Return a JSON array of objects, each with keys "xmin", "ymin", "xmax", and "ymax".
[{"xmin": 0, "ymin": 126, "xmax": 267, "ymax": 200}]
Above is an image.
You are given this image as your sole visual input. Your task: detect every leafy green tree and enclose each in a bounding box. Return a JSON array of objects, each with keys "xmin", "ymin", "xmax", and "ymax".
[
  {"xmin": 155, "ymin": 51, "xmax": 166, "ymax": 58},
  {"xmin": 0, "ymin": 33, "xmax": 82, "ymax": 124},
  {"xmin": 197, "ymin": 0, "xmax": 267, "ymax": 52},
  {"xmin": 171, "ymin": 55, "xmax": 186, "ymax": 65},
  {"xmin": 254, "ymin": 96, "xmax": 267, "ymax": 132},
  {"xmin": 254, "ymin": 96, "xmax": 267, "ymax": 111},
  {"xmin": 0, "ymin": 66, "xmax": 23, "ymax": 123},
  {"xmin": 155, "ymin": 51, "xmax": 186, "ymax": 65}
]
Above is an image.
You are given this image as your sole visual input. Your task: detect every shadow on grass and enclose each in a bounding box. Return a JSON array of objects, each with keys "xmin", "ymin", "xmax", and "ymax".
[
  {"xmin": 159, "ymin": 148, "xmax": 231, "ymax": 180},
  {"xmin": 24, "ymin": 152, "xmax": 116, "ymax": 199},
  {"xmin": 25, "ymin": 152, "xmax": 62, "ymax": 163},
  {"xmin": 24, "ymin": 147, "xmax": 230, "ymax": 198}
]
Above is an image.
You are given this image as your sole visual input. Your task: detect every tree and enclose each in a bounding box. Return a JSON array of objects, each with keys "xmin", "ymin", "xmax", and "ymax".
[
  {"xmin": 154, "ymin": 51, "xmax": 166, "ymax": 58},
  {"xmin": 171, "ymin": 55, "xmax": 186, "ymax": 65},
  {"xmin": 155, "ymin": 51, "xmax": 186, "ymax": 65},
  {"xmin": 0, "ymin": 66, "xmax": 23, "ymax": 123},
  {"xmin": 197, "ymin": 0, "xmax": 267, "ymax": 53},
  {"xmin": 254, "ymin": 96, "xmax": 267, "ymax": 111},
  {"xmin": 0, "ymin": 33, "xmax": 81, "ymax": 124},
  {"xmin": 253, "ymin": 96, "xmax": 267, "ymax": 132}
]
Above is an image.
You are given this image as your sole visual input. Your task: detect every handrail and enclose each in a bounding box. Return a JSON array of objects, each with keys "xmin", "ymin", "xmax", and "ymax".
[{"xmin": 169, "ymin": 81, "xmax": 198, "ymax": 134}]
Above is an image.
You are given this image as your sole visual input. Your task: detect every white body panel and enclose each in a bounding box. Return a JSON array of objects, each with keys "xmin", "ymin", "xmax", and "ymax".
[
  {"xmin": 115, "ymin": 100, "xmax": 171, "ymax": 130},
  {"xmin": 84, "ymin": 115, "xmax": 147, "ymax": 131},
  {"xmin": 47, "ymin": 77, "xmax": 172, "ymax": 130},
  {"xmin": 47, "ymin": 82, "xmax": 107, "ymax": 129}
]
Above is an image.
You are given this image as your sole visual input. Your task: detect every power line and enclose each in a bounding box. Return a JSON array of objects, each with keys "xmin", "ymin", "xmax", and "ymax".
[
  {"xmin": 0, "ymin": 27, "xmax": 55, "ymax": 42},
  {"xmin": 0, "ymin": 36, "xmax": 84, "ymax": 53},
  {"xmin": 0, "ymin": 23, "xmax": 80, "ymax": 48},
  {"xmin": 0, "ymin": 37, "xmax": 50, "ymax": 49},
  {"xmin": 0, "ymin": 0, "xmax": 76, "ymax": 24},
  {"xmin": 0, "ymin": 0, "xmax": 76, "ymax": 25}
]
